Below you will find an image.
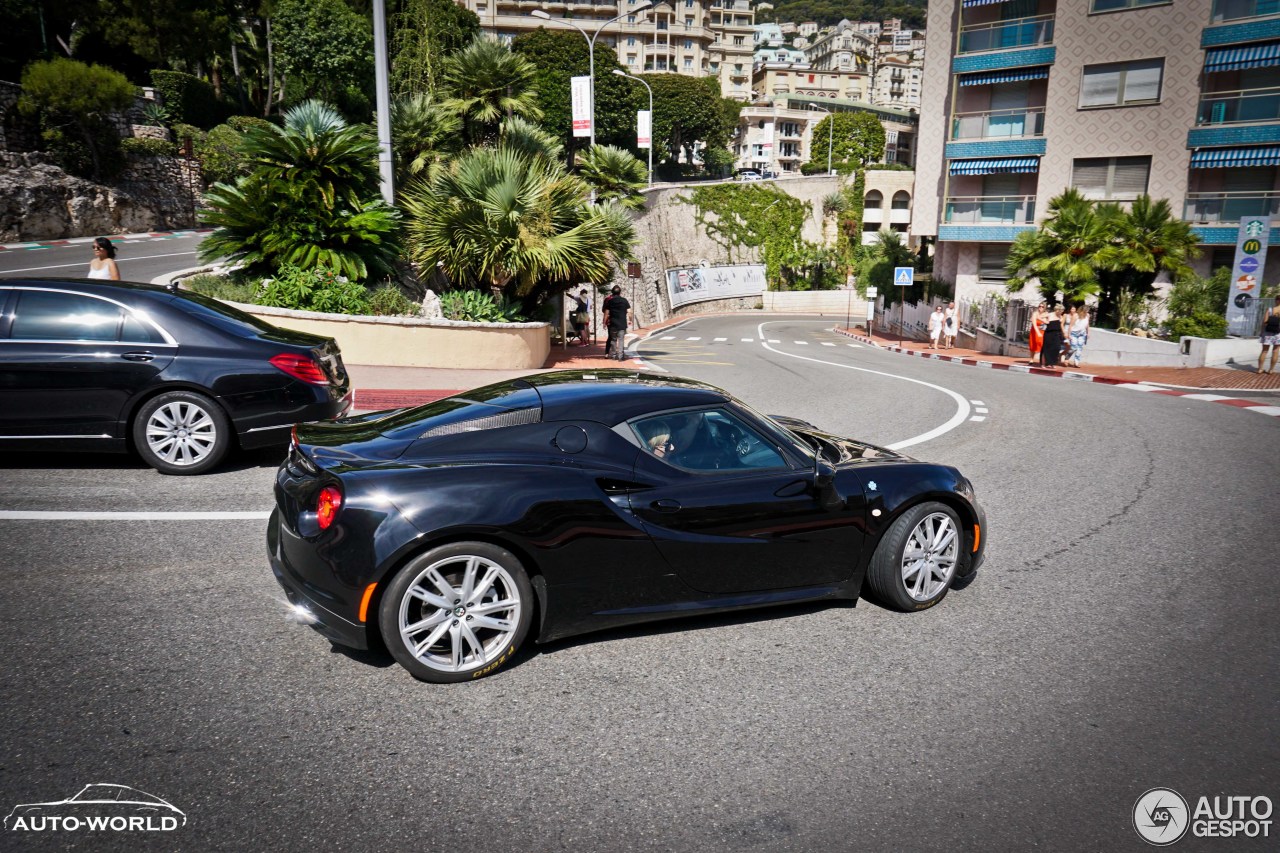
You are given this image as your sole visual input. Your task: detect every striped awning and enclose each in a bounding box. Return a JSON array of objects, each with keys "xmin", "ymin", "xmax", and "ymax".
[
  {"xmin": 962, "ymin": 0, "xmax": 1009, "ymax": 5},
  {"xmin": 1204, "ymin": 41, "xmax": 1280, "ymax": 73},
  {"xmin": 1190, "ymin": 146, "xmax": 1280, "ymax": 168},
  {"xmin": 958, "ymin": 67, "xmax": 1050, "ymax": 86},
  {"xmin": 949, "ymin": 157, "xmax": 1040, "ymax": 176}
]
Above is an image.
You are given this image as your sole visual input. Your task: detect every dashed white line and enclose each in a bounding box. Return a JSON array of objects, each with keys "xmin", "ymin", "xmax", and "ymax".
[
  {"xmin": 660, "ymin": 335, "xmax": 675, "ymax": 340},
  {"xmin": 848, "ymin": 343, "xmax": 863, "ymax": 348},
  {"xmin": 821, "ymin": 342, "xmax": 836, "ymax": 346},
  {"xmin": 794, "ymin": 340, "xmax": 809, "ymax": 345},
  {"xmin": 970, "ymin": 400, "xmax": 985, "ymax": 405},
  {"xmin": 713, "ymin": 337, "xmax": 727, "ymax": 342},
  {"xmin": 686, "ymin": 336, "xmax": 702, "ymax": 341},
  {"xmin": 975, "ymin": 407, "xmax": 989, "ymax": 414},
  {"xmin": 740, "ymin": 337, "xmax": 754, "ymax": 342},
  {"xmin": 767, "ymin": 339, "xmax": 780, "ymax": 343},
  {"xmin": 969, "ymin": 416, "xmax": 987, "ymax": 422}
]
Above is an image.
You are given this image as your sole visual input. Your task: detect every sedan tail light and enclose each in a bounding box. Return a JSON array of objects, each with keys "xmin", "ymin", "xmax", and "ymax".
[
  {"xmin": 316, "ymin": 485, "xmax": 343, "ymax": 531},
  {"xmin": 270, "ymin": 353, "xmax": 329, "ymax": 385}
]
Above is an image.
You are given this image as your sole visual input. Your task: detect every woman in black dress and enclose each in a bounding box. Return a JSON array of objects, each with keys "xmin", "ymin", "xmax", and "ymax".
[{"xmin": 1040, "ymin": 304, "xmax": 1064, "ymax": 368}]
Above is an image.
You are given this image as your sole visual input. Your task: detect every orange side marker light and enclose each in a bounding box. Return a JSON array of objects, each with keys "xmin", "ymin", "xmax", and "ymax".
[
  {"xmin": 358, "ymin": 583, "xmax": 378, "ymax": 623},
  {"xmin": 972, "ymin": 524, "xmax": 981, "ymax": 553}
]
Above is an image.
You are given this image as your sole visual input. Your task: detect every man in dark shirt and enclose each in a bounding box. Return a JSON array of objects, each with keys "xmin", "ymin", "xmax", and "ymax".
[{"xmin": 603, "ymin": 285, "xmax": 631, "ymax": 360}]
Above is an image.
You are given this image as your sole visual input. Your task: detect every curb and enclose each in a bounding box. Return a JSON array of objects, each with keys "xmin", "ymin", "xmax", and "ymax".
[
  {"xmin": 0, "ymin": 229, "xmax": 213, "ymax": 252},
  {"xmin": 833, "ymin": 328, "xmax": 1280, "ymax": 419}
]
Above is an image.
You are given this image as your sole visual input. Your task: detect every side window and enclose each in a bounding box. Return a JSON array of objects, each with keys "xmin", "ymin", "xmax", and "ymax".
[
  {"xmin": 11, "ymin": 290, "xmax": 123, "ymax": 342},
  {"xmin": 631, "ymin": 409, "xmax": 786, "ymax": 472}
]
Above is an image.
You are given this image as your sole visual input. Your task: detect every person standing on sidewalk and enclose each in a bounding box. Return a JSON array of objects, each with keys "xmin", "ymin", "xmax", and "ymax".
[
  {"xmin": 943, "ymin": 302, "xmax": 958, "ymax": 349},
  {"xmin": 603, "ymin": 285, "xmax": 631, "ymax": 360},
  {"xmin": 928, "ymin": 304, "xmax": 944, "ymax": 349},
  {"xmin": 1068, "ymin": 305, "xmax": 1090, "ymax": 368},
  {"xmin": 1260, "ymin": 296, "xmax": 1280, "ymax": 374},
  {"xmin": 1040, "ymin": 305, "xmax": 1065, "ymax": 369},
  {"xmin": 1027, "ymin": 303, "xmax": 1047, "ymax": 365}
]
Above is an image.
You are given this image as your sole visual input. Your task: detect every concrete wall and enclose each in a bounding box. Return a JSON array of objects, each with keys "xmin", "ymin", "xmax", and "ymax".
[
  {"xmin": 230, "ymin": 303, "xmax": 551, "ymax": 370},
  {"xmin": 761, "ymin": 290, "xmax": 869, "ymax": 316}
]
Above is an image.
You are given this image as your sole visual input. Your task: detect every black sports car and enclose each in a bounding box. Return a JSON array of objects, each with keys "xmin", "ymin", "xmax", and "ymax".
[
  {"xmin": 0, "ymin": 278, "xmax": 352, "ymax": 474},
  {"xmin": 269, "ymin": 370, "xmax": 986, "ymax": 682}
]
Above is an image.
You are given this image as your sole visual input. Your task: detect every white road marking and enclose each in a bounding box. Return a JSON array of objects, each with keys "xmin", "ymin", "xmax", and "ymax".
[
  {"xmin": 660, "ymin": 335, "xmax": 675, "ymax": 340},
  {"xmin": 821, "ymin": 342, "xmax": 836, "ymax": 346},
  {"xmin": 1118, "ymin": 383, "xmax": 1160, "ymax": 392},
  {"xmin": 686, "ymin": 336, "xmax": 701, "ymax": 340},
  {"xmin": 848, "ymin": 343, "xmax": 862, "ymax": 348},
  {"xmin": 1248, "ymin": 405, "xmax": 1280, "ymax": 416},
  {"xmin": 758, "ymin": 321, "xmax": 972, "ymax": 451},
  {"xmin": 975, "ymin": 407, "xmax": 989, "ymax": 414},
  {"xmin": 714, "ymin": 337, "xmax": 727, "ymax": 342},
  {"xmin": 740, "ymin": 338, "xmax": 753, "ymax": 342},
  {"xmin": 0, "ymin": 510, "xmax": 271, "ymax": 521},
  {"xmin": 767, "ymin": 339, "xmax": 780, "ymax": 343},
  {"xmin": 970, "ymin": 400, "xmax": 985, "ymax": 405},
  {"xmin": 1183, "ymin": 393, "xmax": 1231, "ymax": 401},
  {"xmin": 3, "ymin": 250, "xmax": 199, "ymax": 274},
  {"xmin": 969, "ymin": 416, "xmax": 986, "ymax": 422},
  {"xmin": 794, "ymin": 340, "xmax": 809, "ymax": 345}
]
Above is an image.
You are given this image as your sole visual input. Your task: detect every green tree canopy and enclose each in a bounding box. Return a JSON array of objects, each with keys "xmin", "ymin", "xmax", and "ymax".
[
  {"xmin": 648, "ymin": 73, "xmax": 732, "ymax": 165},
  {"xmin": 390, "ymin": 0, "xmax": 481, "ymax": 97},
  {"xmin": 441, "ymin": 36, "xmax": 543, "ymax": 146},
  {"xmin": 273, "ymin": 0, "xmax": 374, "ymax": 119},
  {"xmin": 579, "ymin": 145, "xmax": 648, "ymax": 209},
  {"xmin": 810, "ymin": 112, "xmax": 886, "ymax": 174},
  {"xmin": 19, "ymin": 57, "xmax": 136, "ymax": 180}
]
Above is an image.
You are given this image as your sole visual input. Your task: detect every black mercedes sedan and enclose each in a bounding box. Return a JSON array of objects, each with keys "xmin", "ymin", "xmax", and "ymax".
[
  {"xmin": 269, "ymin": 370, "xmax": 987, "ymax": 683},
  {"xmin": 0, "ymin": 278, "xmax": 352, "ymax": 474}
]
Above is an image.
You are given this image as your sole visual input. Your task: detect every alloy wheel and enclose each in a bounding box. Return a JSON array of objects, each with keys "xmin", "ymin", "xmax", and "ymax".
[
  {"xmin": 398, "ymin": 554, "xmax": 523, "ymax": 674},
  {"xmin": 145, "ymin": 401, "xmax": 219, "ymax": 467},
  {"xmin": 900, "ymin": 512, "xmax": 959, "ymax": 602}
]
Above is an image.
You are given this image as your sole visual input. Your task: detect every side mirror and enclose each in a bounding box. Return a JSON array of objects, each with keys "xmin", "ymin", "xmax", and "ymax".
[{"xmin": 814, "ymin": 458, "xmax": 839, "ymax": 507}]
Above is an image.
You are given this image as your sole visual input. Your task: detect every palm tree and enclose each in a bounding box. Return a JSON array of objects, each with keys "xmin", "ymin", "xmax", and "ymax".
[
  {"xmin": 497, "ymin": 115, "xmax": 563, "ymax": 163},
  {"xmin": 864, "ymin": 229, "xmax": 920, "ymax": 306},
  {"xmin": 441, "ymin": 37, "xmax": 543, "ymax": 145},
  {"xmin": 1093, "ymin": 194, "xmax": 1201, "ymax": 325},
  {"xmin": 199, "ymin": 100, "xmax": 400, "ymax": 281},
  {"xmin": 401, "ymin": 141, "xmax": 635, "ymax": 312},
  {"xmin": 578, "ymin": 145, "xmax": 648, "ymax": 210},
  {"xmin": 1005, "ymin": 188, "xmax": 1119, "ymax": 303},
  {"xmin": 391, "ymin": 92, "xmax": 462, "ymax": 193}
]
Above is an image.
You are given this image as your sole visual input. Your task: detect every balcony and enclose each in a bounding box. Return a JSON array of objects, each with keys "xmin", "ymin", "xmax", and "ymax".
[
  {"xmin": 1211, "ymin": 0, "xmax": 1280, "ymax": 23},
  {"xmin": 1184, "ymin": 191, "xmax": 1280, "ymax": 222},
  {"xmin": 1197, "ymin": 86, "xmax": 1280, "ymax": 125},
  {"xmin": 951, "ymin": 107, "xmax": 1046, "ymax": 141},
  {"xmin": 944, "ymin": 195, "xmax": 1037, "ymax": 225},
  {"xmin": 958, "ymin": 15, "xmax": 1054, "ymax": 55}
]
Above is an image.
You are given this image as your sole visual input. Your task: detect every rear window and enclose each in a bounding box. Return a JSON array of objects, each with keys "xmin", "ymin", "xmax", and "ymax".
[
  {"xmin": 376, "ymin": 384, "xmax": 545, "ymax": 440},
  {"xmin": 169, "ymin": 291, "xmax": 281, "ymax": 338}
]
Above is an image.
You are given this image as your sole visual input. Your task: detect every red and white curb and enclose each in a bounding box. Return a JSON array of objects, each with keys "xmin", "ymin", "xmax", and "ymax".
[
  {"xmin": 834, "ymin": 329, "xmax": 1280, "ymax": 419},
  {"xmin": 0, "ymin": 229, "xmax": 213, "ymax": 251}
]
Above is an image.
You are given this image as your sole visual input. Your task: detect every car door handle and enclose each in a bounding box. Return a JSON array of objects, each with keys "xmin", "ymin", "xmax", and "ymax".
[
  {"xmin": 650, "ymin": 499, "xmax": 681, "ymax": 513},
  {"xmin": 121, "ymin": 351, "xmax": 156, "ymax": 362},
  {"xmin": 774, "ymin": 480, "xmax": 808, "ymax": 497}
]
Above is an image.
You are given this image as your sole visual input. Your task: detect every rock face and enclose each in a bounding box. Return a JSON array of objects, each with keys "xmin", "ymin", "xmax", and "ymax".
[
  {"xmin": 0, "ymin": 152, "xmax": 200, "ymax": 242},
  {"xmin": 420, "ymin": 289, "xmax": 443, "ymax": 320}
]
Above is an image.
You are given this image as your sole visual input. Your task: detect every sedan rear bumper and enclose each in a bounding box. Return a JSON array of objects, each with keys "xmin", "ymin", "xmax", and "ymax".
[{"xmin": 266, "ymin": 508, "xmax": 369, "ymax": 650}]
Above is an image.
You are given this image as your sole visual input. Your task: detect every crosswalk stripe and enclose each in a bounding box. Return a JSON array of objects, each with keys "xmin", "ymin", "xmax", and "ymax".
[
  {"xmin": 767, "ymin": 339, "xmax": 780, "ymax": 343},
  {"xmin": 740, "ymin": 338, "xmax": 753, "ymax": 342},
  {"xmin": 660, "ymin": 335, "xmax": 675, "ymax": 340},
  {"xmin": 686, "ymin": 336, "xmax": 701, "ymax": 340},
  {"xmin": 794, "ymin": 341, "xmax": 809, "ymax": 345},
  {"xmin": 713, "ymin": 337, "xmax": 727, "ymax": 342},
  {"xmin": 821, "ymin": 342, "xmax": 835, "ymax": 346},
  {"xmin": 848, "ymin": 343, "xmax": 862, "ymax": 348}
]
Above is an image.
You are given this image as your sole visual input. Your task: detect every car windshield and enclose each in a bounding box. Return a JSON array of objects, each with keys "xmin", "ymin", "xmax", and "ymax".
[{"xmin": 729, "ymin": 401, "xmax": 816, "ymax": 464}]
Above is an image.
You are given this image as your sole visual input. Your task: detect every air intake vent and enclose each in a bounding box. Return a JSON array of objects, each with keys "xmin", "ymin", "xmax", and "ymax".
[{"xmin": 418, "ymin": 407, "xmax": 539, "ymax": 438}]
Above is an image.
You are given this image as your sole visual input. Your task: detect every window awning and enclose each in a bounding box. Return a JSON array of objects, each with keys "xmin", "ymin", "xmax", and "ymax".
[
  {"xmin": 1204, "ymin": 41, "xmax": 1280, "ymax": 73},
  {"xmin": 958, "ymin": 67, "xmax": 1050, "ymax": 86},
  {"xmin": 950, "ymin": 157, "xmax": 1040, "ymax": 176},
  {"xmin": 1190, "ymin": 146, "xmax": 1280, "ymax": 168},
  {"xmin": 962, "ymin": 0, "xmax": 1010, "ymax": 5}
]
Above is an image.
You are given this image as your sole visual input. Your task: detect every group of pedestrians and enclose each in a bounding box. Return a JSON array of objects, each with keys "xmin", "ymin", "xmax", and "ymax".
[
  {"xmin": 569, "ymin": 285, "xmax": 632, "ymax": 360},
  {"xmin": 1027, "ymin": 302, "xmax": 1089, "ymax": 369},
  {"xmin": 927, "ymin": 302, "xmax": 959, "ymax": 349}
]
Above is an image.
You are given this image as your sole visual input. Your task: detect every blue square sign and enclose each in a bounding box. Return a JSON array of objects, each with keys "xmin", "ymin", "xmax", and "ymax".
[{"xmin": 894, "ymin": 267, "xmax": 914, "ymax": 286}]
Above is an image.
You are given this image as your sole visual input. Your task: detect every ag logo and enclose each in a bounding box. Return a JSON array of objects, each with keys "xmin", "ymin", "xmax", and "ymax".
[{"xmin": 1134, "ymin": 788, "xmax": 1190, "ymax": 846}]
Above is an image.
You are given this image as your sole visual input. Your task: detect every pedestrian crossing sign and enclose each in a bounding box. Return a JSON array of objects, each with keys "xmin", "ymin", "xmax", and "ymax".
[{"xmin": 894, "ymin": 267, "xmax": 914, "ymax": 286}]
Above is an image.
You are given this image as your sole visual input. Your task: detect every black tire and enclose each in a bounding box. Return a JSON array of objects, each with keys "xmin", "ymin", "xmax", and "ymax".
[
  {"xmin": 866, "ymin": 501, "xmax": 965, "ymax": 612},
  {"xmin": 132, "ymin": 390, "xmax": 231, "ymax": 475},
  {"xmin": 379, "ymin": 542, "xmax": 533, "ymax": 683}
]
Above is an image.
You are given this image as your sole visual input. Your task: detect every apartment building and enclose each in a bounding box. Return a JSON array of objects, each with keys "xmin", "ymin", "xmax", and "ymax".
[
  {"xmin": 804, "ymin": 20, "xmax": 876, "ymax": 72},
  {"xmin": 737, "ymin": 93, "xmax": 917, "ymax": 173},
  {"xmin": 460, "ymin": 0, "xmax": 748, "ymax": 80},
  {"xmin": 752, "ymin": 61, "xmax": 871, "ymax": 104},
  {"xmin": 871, "ymin": 52, "xmax": 923, "ymax": 111},
  {"xmin": 915, "ymin": 0, "xmax": 1280, "ymax": 303}
]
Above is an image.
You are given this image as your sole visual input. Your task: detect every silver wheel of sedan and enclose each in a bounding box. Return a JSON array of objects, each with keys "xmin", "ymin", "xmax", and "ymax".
[
  {"xmin": 131, "ymin": 391, "xmax": 231, "ymax": 475},
  {"xmin": 381, "ymin": 543, "xmax": 534, "ymax": 682},
  {"xmin": 900, "ymin": 512, "xmax": 959, "ymax": 602}
]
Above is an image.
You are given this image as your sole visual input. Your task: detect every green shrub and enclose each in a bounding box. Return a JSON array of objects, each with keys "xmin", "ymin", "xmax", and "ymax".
[
  {"xmin": 1166, "ymin": 311, "xmax": 1228, "ymax": 340},
  {"xmin": 197, "ymin": 124, "xmax": 250, "ymax": 184},
  {"xmin": 172, "ymin": 123, "xmax": 205, "ymax": 144},
  {"xmin": 183, "ymin": 274, "xmax": 261, "ymax": 303},
  {"xmin": 258, "ymin": 265, "xmax": 370, "ymax": 314},
  {"xmin": 150, "ymin": 70, "xmax": 226, "ymax": 129},
  {"xmin": 19, "ymin": 57, "xmax": 133, "ymax": 181},
  {"xmin": 366, "ymin": 284, "xmax": 422, "ymax": 316},
  {"xmin": 226, "ymin": 115, "xmax": 274, "ymax": 134},
  {"xmin": 121, "ymin": 137, "xmax": 178, "ymax": 157},
  {"xmin": 439, "ymin": 290, "xmax": 525, "ymax": 322}
]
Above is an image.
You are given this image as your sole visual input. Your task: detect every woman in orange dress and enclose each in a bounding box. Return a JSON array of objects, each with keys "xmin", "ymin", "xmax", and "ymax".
[{"xmin": 1027, "ymin": 302, "xmax": 1047, "ymax": 365}]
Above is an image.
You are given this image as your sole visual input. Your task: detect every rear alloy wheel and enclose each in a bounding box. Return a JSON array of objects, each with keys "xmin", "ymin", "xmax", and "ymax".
[
  {"xmin": 380, "ymin": 542, "xmax": 533, "ymax": 683},
  {"xmin": 866, "ymin": 502, "xmax": 964, "ymax": 612},
  {"xmin": 132, "ymin": 391, "xmax": 230, "ymax": 475}
]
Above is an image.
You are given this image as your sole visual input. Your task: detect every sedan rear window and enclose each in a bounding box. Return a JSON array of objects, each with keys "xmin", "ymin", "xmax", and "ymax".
[{"xmin": 169, "ymin": 291, "xmax": 281, "ymax": 338}]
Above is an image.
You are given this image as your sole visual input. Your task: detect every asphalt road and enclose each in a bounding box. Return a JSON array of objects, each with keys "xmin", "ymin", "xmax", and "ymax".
[
  {"xmin": 1, "ymin": 313, "xmax": 1276, "ymax": 852},
  {"xmin": 0, "ymin": 232, "xmax": 207, "ymax": 284}
]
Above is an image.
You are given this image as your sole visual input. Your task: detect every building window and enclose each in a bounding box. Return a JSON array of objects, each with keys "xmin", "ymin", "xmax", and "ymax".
[
  {"xmin": 627, "ymin": 36, "xmax": 636, "ymax": 46},
  {"xmin": 734, "ymin": 35, "xmax": 744, "ymax": 45},
  {"xmin": 978, "ymin": 245, "xmax": 1010, "ymax": 282},
  {"xmin": 891, "ymin": 190, "xmax": 910, "ymax": 210},
  {"xmin": 685, "ymin": 16, "xmax": 694, "ymax": 27},
  {"xmin": 628, "ymin": 15, "xmax": 636, "ymax": 22},
  {"xmin": 864, "ymin": 190, "xmax": 883, "ymax": 209},
  {"xmin": 685, "ymin": 0, "xmax": 694, "ymax": 5},
  {"xmin": 684, "ymin": 39, "xmax": 693, "ymax": 48},
  {"xmin": 1080, "ymin": 59, "xmax": 1164, "ymax": 107},
  {"xmin": 627, "ymin": 55, "xmax": 637, "ymax": 65},
  {"xmin": 1092, "ymin": 0, "xmax": 1168, "ymax": 10},
  {"xmin": 684, "ymin": 58, "xmax": 693, "ymax": 69},
  {"xmin": 1071, "ymin": 156, "xmax": 1152, "ymax": 199}
]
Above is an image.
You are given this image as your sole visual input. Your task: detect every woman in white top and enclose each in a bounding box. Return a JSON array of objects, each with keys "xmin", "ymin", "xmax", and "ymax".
[
  {"xmin": 928, "ymin": 305, "xmax": 944, "ymax": 349},
  {"xmin": 1067, "ymin": 304, "xmax": 1090, "ymax": 367},
  {"xmin": 87, "ymin": 237, "xmax": 120, "ymax": 280}
]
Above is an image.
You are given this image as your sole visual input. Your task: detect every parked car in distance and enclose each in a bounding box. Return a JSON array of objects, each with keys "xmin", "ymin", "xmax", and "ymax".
[
  {"xmin": 269, "ymin": 370, "xmax": 986, "ymax": 683},
  {"xmin": 734, "ymin": 169, "xmax": 763, "ymax": 182},
  {"xmin": 0, "ymin": 278, "xmax": 352, "ymax": 474}
]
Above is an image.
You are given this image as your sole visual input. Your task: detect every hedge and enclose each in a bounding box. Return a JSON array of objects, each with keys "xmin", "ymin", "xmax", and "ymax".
[
  {"xmin": 121, "ymin": 137, "xmax": 178, "ymax": 157},
  {"xmin": 150, "ymin": 70, "xmax": 227, "ymax": 130}
]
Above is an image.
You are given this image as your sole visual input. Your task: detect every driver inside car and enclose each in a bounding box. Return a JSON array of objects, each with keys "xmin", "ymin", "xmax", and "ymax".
[{"xmin": 642, "ymin": 412, "xmax": 736, "ymax": 469}]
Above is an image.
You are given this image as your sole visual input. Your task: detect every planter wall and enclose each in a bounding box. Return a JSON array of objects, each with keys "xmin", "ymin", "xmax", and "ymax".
[{"xmin": 230, "ymin": 302, "xmax": 551, "ymax": 370}]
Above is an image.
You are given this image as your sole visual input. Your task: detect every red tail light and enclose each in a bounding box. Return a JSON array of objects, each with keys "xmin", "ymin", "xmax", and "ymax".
[
  {"xmin": 317, "ymin": 485, "xmax": 343, "ymax": 531},
  {"xmin": 271, "ymin": 354, "xmax": 329, "ymax": 385}
]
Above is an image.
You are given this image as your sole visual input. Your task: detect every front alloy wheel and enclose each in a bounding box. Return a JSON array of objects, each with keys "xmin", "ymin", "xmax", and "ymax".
[
  {"xmin": 866, "ymin": 501, "xmax": 965, "ymax": 612},
  {"xmin": 380, "ymin": 543, "xmax": 533, "ymax": 683}
]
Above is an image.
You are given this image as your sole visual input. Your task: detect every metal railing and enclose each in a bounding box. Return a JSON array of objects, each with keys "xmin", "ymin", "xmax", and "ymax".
[
  {"xmin": 1196, "ymin": 87, "xmax": 1280, "ymax": 125},
  {"xmin": 1211, "ymin": 0, "xmax": 1280, "ymax": 23},
  {"xmin": 944, "ymin": 195, "xmax": 1037, "ymax": 224},
  {"xmin": 951, "ymin": 107, "xmax": 1046, "ymax": 140},
  {"xmin": 1238, "ymin": 295, "xmax": 1277, "ymax": 337},
  {"xmin": 957, "ymin": 14, "xmax": 1054, "ymax": 54},
  {"xmin": 1183, "ymin": 191, "xmax": 1280, "ymax": 222}
]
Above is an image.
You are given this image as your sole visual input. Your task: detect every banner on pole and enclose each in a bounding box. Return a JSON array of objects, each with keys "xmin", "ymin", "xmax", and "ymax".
[
  {"xmin": 571, "ymin": 76, "xmax": 592, "ymax": 138},
  {"xmin": 1227, "ymin": 216, "xmax": 1269, "ymax": 335},
  {"xmin": 637, "ymin": 110, "xmax": 651, "ymax": 149}
]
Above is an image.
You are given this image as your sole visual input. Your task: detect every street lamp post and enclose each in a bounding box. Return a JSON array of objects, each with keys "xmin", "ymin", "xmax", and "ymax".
[
  {"xmin": 612, "ymin": 69, "xmax": 653, "ymax": 187},
  {"xmin": 532, "ymin": 4, "xmax": 655, "ymax": 150},
  {"xmin": 806, "ymin": 103, "xmax": 834, "ymax": 176}
]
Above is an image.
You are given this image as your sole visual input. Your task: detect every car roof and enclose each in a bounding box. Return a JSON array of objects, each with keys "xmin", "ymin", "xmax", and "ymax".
[
  {"xmin": 0, "ymin": 277, "xmax": 175, "ymax": 300},
  {"xmin": 525, "ymin": 370, "xmax": 730, "ymax": 423}
]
